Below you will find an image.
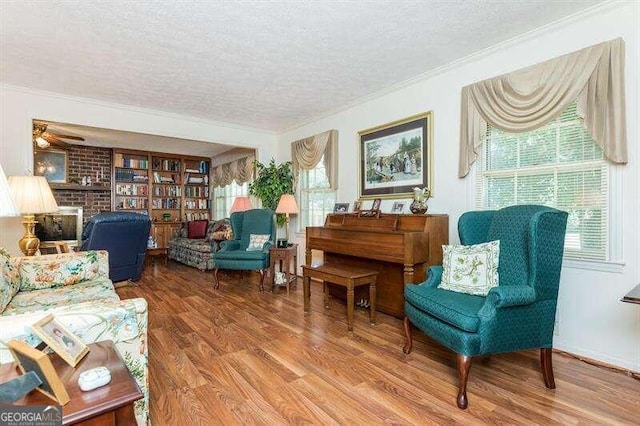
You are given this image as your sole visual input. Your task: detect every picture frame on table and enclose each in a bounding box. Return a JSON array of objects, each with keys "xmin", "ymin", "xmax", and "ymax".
[
  {"xmin": 7, "ymin": 340, "xmax": 70, "ymax": 405},
  {"xmin": 333, "ymin": 203, "xmax": 350, "ymax": 213},
  {"xmin": 34, "ymin": 149, "xmax": 68, "ymax": 183},
  {"xmin": 353, "ymin": 201, "xmax": 362, "ymax": 213},
  {"xmin": 359, "ymin": 112, "xmax": 433, "ymax": 199},
  {"xmin": 391, "ymin": 201, "xmax": 405, "ymax": 213},
  {"xmin": 31, "ymin": 314, "xmax": 89, "ymax": 368}
]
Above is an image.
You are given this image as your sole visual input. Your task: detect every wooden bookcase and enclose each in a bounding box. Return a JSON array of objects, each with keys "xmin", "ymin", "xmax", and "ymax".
[{"xmin": 112, "ymin": 149, "xmax": 211, "ymax": 226}]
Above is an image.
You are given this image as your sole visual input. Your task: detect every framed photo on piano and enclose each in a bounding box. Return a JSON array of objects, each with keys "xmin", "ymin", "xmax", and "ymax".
[{"xmin": 358, "ymin": 112, "xmax": 432, "ymax": 199}]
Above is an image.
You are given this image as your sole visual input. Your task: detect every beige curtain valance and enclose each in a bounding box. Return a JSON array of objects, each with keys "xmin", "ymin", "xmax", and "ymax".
[
  {"xmin": 291, "ymin": 129, "xmax": 338, "ymax": 189},
  {"xmin": 459, "ymin": 38, "xmax": 627, "ymax": 177},
  {"xmin": 211, "ymin": 155, "xmax": 255, "ymax": 187}
]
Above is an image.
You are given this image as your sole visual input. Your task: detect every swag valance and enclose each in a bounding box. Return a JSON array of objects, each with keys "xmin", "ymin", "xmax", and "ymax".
[
  {"xmin": 291, "ymin": 129, "xmax": 338, "ymax": 189},
  {"xmin": 211, "ymin": 155, "xmax": 255, "ymax": 188},
  {"xmin": 459, "ymin": 38, "xmax": 627, "ymax": 177}
]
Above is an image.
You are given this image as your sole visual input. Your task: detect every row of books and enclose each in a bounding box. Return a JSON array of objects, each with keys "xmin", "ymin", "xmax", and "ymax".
[
  {"xmin": 184, "ymin": 186, "xmax": 209, "ymax": 198},
  {"xmin": 185, "ymin": 212, "xmax": 210, "ymax": 221},
  {"xmin": 184, "ymin": 173, "xmax": 208, "ymax": 185},
  {"xmin": 116, "ymin": 155, "xmax": 149, "ymax": 170},
  {"xmin": 116, "ymin": 198, "xmax": 149, "ymax": 210},
  {"xmin": 184, "ymin": 161, "xmax": 209, "ymax": 174},
  {"xmin": 152, "ymin": 158, "xmax": 181, "ymax": 171},
  {"xmin": 153, "ymin": 186, "xmax": 181, "ymax": 197},
  {"xmin": 151, "ymin": 198, "xmax": 180, "ymax": 209},
  {"xmin": 115, "ymin": 169, "xmax": 149, "ymax": 182},
  {"xmin": 152, "ymin": 172, "xmax": 180, "ymax": 184},
  {"xmin": 115, "ymin": 183, "xmax": 149, "ymax": 196},
  {"xmin": 184, "ymin": 199, "xmax": 210, "ymax": 210}
]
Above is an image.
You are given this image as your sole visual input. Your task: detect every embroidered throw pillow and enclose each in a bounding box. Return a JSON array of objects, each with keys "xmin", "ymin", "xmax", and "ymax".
[
  {"xmin": 246, "ymin": 234, "xmax": 270, "ymax": 251},
  {"xmin": 0, "ymin": 248, "xmax": 20, "ymax": 312},
  {"xmin": 438, "ymin": 240, "xmax": 500, "ymax": 296},
  {"xmin": 187, "ymin": 220, "xmax": 209, "ymax": 239}
]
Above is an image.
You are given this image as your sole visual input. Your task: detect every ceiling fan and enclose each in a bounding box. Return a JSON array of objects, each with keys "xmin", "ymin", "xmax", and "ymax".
[{"xmin": 33, "ymin": 122, "xmax": 84, "ymax": 149}]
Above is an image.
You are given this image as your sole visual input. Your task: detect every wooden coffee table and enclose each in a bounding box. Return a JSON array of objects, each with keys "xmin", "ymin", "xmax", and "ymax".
[{"xmin": 0, "ymin": 340, "xmax": 142, "ymax": 425}]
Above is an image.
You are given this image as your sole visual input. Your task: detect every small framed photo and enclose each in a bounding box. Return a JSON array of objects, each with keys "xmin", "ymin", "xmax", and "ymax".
[
  {"xmin": 353, "ymin": 201, "xmax": 362, "ymax": 213},
  {"xmin": 8, "ymin": 340, "xmax": 70, "ymax": 405},
  {"xmin": 333, "ymin": 203, "xmax": 350, "ymax": 213},
  {"xmin": 31, "ymin": 314, "xmax": 89, "ymax": 367},
  {"xmin": 371, "ymin": 198, "xmax": 382, "ymax": 212},
  {"xmin": 392, "ymin": 201, "xmax": 405, "ymax": 213}
]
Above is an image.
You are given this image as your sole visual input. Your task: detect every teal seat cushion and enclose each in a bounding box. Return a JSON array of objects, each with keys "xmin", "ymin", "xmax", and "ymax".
[
  {"xmin": 405, "ymin": 284, "xmax": 485, "ymax": 333},
  {"xmin": 214, "ymin": 250, "xmax": 267, "ymax": 261}
]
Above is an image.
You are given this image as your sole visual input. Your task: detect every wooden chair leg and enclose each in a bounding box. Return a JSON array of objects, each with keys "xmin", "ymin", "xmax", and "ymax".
[
  {"xmin": 540, "ymin": 348, "xmax": 556, "ymax": 389},
  {"xmin": 213, "ymin": 268, "xmax": 220, "ymax": 289},
  {"xmin": 402, "ymin": 316, "xmax": 413, "ymax": 354},
  {"xmin": 259, "ymin": 269, "xmax": 266, "ymax": 291},
  {"xmin": 456, "ymin": 354, "xmax": 472, "ymax": 409}
]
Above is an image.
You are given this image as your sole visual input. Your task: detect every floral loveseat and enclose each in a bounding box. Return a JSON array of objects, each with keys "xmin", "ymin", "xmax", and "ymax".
[
  {"xmin": 168, "ymin": 218, "xmax": 232, "ymax": 270},
  {"xmin": 0, "ymin": 249, "xmax": 148, "ymax": 425}
]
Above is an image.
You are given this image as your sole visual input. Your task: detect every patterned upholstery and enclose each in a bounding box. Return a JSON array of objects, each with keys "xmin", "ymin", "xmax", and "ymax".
[
  {"xmin": 405, "ymin": 205, "xmax": 568, "ymax": 357},
  {"xmin": 0, "ymin": 250, "xmax": 149, "ymax": 425},
  {"xmin": 168, "ymin": 218, "xmax": 232, "ymax": 270}
]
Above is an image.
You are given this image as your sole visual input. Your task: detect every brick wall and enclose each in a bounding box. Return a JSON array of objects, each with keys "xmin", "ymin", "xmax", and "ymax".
[{"xmin": 51, "ymin": 145, "xmax": 113, "ymax": 221}]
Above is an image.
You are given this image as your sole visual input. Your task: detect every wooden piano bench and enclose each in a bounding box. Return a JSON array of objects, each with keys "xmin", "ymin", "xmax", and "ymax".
[{"xmin": 302, "ymin": 263, "xmax": 378, "ymax": 331}]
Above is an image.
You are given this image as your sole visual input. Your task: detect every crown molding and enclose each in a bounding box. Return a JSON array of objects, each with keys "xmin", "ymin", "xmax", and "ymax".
[
  {"xmin": 0, "ymin": 83, "xmax": 277, "ymax": 136},
  {"xmin": 279, "ymin": 0, "xmax": 625, "ymax": 134}
]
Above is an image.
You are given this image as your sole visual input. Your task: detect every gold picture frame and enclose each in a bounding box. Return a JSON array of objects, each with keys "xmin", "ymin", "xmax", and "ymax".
[
  {"xmin": 31, "ymin": 314, "xmax": 89, "ymax": 367},
  {"xmin": 7, "ymin": 340, "xmax": 70, "ymax": 405},
  {"xmin": 358, "ymin": 111, "xmax": 433, "ymax": 199}
]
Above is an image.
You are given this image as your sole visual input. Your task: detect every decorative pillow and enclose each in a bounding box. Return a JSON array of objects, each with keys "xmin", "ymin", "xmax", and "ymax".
[
  {"xmin": 438, "ymin": 240, "xmax": 500, "ymax": 296},
  {"xmin": 19, "ymin": 250, "xmax": 109, "ymax": 291},
  {"xmin": 187, "ymin": 220, "xmax": 209, "ymax": 239},
  {"xmin": 246, "ymin": 234, "xmax": 270, "ymax": 251},
  {"xmin": 206, "ymin": 218, "xmax": 232, "ymax": 242},
  {"xmin": 0, "ymin": 248, "xmax": 21, "ymax": 312}
]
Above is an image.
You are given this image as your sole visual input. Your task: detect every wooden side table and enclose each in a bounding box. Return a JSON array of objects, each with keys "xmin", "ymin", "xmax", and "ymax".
[
  {"xmin": 146, "ymin": 247, "xmax": 168, "ymax": 266},
  {"xmin": 269, "ymin": 244, "xmax": 298, "ymax": 294},
  {"xmin": 0, "ymin": 340, "xmax": 142, "ymax": 425}
]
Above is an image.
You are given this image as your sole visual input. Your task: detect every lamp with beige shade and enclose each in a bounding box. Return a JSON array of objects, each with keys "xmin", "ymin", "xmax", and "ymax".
[
  {"xmin": 275, "ymin": 194, "xmax": 299, "ymax": 246},
  {"xmin": 230, "ymin": 196, "xmax": 252, "ymax": 213},
  {"xmin": 7, "ymin": 176, "xmax": 59, "ymax": 256}
]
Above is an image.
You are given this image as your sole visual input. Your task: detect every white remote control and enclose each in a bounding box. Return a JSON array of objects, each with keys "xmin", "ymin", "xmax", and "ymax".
[{"xmin": 78, "ymin": 366, "xmax": 111, "ymax": 391}]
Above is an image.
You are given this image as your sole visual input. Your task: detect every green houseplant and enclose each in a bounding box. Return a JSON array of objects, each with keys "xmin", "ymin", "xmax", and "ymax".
[{"xmin": 249, "ymin": 159, "xmax": 294, "ymax": 226}]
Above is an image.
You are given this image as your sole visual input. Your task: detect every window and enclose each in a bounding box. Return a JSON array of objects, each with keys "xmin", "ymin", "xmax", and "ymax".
[
  {"xmin": 299, "ymin": 156, "xmax": 337, "ymax": 229},
  {"xmin": 477, "ymin": 103, "xmax": 608, "ymax": 261},
  {"xmin": 213, "ymin": 181, "xmax": 248, "ymax": 219}
]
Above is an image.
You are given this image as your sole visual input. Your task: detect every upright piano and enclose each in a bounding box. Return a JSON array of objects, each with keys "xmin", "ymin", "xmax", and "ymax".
[{"xmin": 306, "ymin": 213, "xmax": 449, "ymax": 318}]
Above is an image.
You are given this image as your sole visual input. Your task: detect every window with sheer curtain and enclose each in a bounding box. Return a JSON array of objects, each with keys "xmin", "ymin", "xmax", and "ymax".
[
  {"xmin": 214, "ymin": 181, "xmax": 248, "ymax": 219},
  {"xmin": 299, "ymin": 155, "xmax": 336, "ymax": 230},
  {"xmin": 476, "ymin": 103, "xmax": 608, "ymax": 261}
]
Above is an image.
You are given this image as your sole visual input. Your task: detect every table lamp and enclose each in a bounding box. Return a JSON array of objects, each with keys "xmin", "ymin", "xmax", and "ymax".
[
  {"xmin": 0, "ymin": 164, "xmax": 19, "ymax": 218},
  {"xmin": 230, "ymin": 196, "xmax": 252, "ymax": 213},
  {"xmin": 7, "ymin": 176, "xmax": 59, "ymax": 256},
  {"xmin": 275, "ymin": 194, "xmax": 299, "ymax": 245}
]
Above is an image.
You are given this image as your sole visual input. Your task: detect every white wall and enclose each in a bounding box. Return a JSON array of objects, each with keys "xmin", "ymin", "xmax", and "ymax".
[
  {"xmin": 0, "ymin": 85, "xmax": 277, "ymax": 255},
  {"xmin": 277, "ymin": 2, "xmax": 640, "ymax": 371}
]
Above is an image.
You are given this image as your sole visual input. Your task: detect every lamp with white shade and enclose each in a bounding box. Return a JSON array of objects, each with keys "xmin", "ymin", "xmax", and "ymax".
[
  {"xmin": 7, "ymin": 175, "xmax": 59, "ymax": 256},
  {"xmin": 230, "ymin": 196, "xmax": 252, "ymax": 213},
  {"xmin": 275, "ymin": 194, "xmax": 299, "ymax": 245},
  {"xmin": 0, "ymin": 164, "xmax": 19, "ymax": 217}
]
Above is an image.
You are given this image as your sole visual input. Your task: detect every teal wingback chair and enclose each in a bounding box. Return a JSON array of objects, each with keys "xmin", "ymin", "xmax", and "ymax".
[
  {"xmin": 213, "ymin": 209, "xmax": 276, "ymax": 291},
  {"xmin": 403, "ymin": 205, "xmax": 568, "ymax": 409}
]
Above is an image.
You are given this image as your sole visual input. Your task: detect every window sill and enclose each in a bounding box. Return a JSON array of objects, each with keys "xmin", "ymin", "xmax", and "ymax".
[{"xmin": 562, "ymin": 258, "xmax": 625, "ymax": 274}]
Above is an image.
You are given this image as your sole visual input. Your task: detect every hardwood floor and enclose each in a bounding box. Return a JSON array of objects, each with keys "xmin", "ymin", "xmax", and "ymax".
[{"xmin": 117, "ymin": 261, "xmax": 640, "ymax": 425}]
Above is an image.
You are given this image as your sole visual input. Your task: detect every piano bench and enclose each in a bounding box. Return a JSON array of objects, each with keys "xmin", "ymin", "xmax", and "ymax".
[{"xmin": 302, "ymin": 263, "xmax": 378, "ymax": 331}]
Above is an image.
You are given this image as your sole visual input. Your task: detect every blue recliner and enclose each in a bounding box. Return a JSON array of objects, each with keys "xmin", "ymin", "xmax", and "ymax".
[
  {"xmin": 403, "ymin": 205, "xmax": 568, "ymax": 409},
  {"xmin": 80, "ymin": 212, "xmax": 152, "ymax": 282},
  {"xmin": 213, "ymin": 209, "xmax": 276, "ymax": 291}
]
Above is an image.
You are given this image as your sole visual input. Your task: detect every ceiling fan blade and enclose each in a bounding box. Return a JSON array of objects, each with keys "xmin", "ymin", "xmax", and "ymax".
[
  {"xmin": 49, "ymin": 133, "xmax": 84, "ymax": 141},
  {"xmin": 44, "ymin": 134, "xmax": 69, "ymax": 147}
]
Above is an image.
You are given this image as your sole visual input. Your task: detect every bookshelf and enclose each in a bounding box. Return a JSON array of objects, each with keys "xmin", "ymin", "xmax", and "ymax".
[{"xmin": 112, "ymin": 149, "xmax": 211, "ymax": 224}]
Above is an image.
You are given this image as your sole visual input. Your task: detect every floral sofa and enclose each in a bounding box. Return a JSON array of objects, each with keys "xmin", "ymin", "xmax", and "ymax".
[
  {"xmin": 0, "ymin": 249, "xmax": 148, "ymax": 425},
  {"xmin": 168, "ymin": 218, "xmax": 232, "ymax": 270}
]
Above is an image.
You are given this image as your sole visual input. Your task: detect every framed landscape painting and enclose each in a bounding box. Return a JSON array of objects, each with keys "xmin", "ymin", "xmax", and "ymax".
[
  {"xmin": 359, "ymin": 112, "xmax": 432, "ymax": 199},
  {"xmin": 34, "ymin": 149, "xmax": 68, "ymax": 183}
]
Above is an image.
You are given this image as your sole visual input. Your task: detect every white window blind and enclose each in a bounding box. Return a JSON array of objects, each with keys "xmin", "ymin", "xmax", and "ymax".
[
  {"xmin": 213, "ymin": 181, "xmax": 248, "ymax": 219},
  {"xmin": 476, "ymin": 103, "xmax": 608, "ymax": 261},
  {"xmin": 299, "ymin": 155, "xmax": 337, "ymax": 230}
]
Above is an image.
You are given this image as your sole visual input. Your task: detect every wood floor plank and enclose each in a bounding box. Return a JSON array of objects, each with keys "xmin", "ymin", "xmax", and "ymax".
[{"xmin": 116, "ymin": 261, "xmax": 640, "ymax": 425}]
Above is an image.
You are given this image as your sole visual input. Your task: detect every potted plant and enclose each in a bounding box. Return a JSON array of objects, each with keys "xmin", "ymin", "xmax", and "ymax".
[{"xmin": 249, "ymin": 159, "xmax": 294, "ymax": 226}]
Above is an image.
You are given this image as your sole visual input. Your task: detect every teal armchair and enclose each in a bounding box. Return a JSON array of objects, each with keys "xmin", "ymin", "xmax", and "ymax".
[
  {"xmin": 403, "ymin": 205, "xmax": 568, "ymax": 409},
  {"xmin": 213, "ymin": 209, "xmax": 276, "ymax": 291}
]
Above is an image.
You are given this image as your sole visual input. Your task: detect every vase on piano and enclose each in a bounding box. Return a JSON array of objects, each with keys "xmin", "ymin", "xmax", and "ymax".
[{"xmin": 410, "ymin": 187, "xmax": 430, "ymax": 214}]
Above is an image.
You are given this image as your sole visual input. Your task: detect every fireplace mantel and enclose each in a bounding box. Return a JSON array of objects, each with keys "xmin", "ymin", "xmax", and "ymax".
[{"xmin": 50, "ymin": 183, "xmax": 111, "ymax": 191}]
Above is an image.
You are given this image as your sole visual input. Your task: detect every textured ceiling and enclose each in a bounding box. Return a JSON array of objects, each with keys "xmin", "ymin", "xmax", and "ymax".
[{"xmin": 1, "ymin": 0, "xmax": 604, "ymax": 131}]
